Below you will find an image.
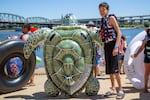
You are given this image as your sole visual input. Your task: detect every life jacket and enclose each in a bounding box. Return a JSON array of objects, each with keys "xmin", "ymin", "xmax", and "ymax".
[
  {"xmin": 100, "ymin": 14, "xmax": 117, "ymax": 42},
  {"xmin": 30, "ymin": 27, "xmax": 38, "ymax": 33},
  {"xmin": 144, "ymin": 35, "xmax": 150, "ymax": 58}
]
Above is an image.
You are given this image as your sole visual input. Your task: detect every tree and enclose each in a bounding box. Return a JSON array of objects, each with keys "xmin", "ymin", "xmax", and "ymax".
[{"xmin": 144, "ymin": 22, "xmax": 150, "ymax": 27}]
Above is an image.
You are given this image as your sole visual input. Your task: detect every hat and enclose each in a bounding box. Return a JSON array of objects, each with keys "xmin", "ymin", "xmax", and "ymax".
[{"xmin": 87, "ymin": 21, "xmax": 95, "ymax": 26}]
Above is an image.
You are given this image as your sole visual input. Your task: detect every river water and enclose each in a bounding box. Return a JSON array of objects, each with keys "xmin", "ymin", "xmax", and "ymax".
[{"xmin": 0, "ymin": 28, "xmax": 144, "ymax": 67}]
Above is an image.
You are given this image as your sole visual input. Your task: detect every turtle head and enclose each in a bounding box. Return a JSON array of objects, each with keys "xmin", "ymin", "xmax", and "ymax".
[
  {"xmin": 61, "ymin": 13, "xmax": 78, "ymax": 26},
  {"xmin": 24, "ymin": 28, "xmax": 51, "ymax": 59}
]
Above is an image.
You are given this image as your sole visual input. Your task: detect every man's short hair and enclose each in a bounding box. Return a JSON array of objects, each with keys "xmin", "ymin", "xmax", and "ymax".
[
  {"xmin": 23, "ymin": 24, "xmax": 31, "ymax": 31},
  {"xmin": 99, "ymin": 2, "xmax": 109, "ymax": 10}
]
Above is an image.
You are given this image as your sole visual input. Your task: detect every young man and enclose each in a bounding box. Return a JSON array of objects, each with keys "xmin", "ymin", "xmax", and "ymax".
[{"xmin": 99, "ymin": 2, "xmax": 125, "ymax": 99}]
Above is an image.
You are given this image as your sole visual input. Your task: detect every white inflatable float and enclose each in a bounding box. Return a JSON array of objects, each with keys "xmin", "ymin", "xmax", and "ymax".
[{"xmin": 124, "ymin": 30, "xmax": 150, "ymax": 89}]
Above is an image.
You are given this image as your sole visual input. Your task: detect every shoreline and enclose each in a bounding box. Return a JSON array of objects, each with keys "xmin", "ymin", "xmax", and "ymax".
[
  {"xmin": 120, "ymin": 27, "xmax": 143, "ymax": 30},
  {"xmin": 0, "ymin": 29, "xmax": 15, "ymax": 32},
  {"xmin": 0, "ymin": 27, "xmax": 143, "ymax": 32}
]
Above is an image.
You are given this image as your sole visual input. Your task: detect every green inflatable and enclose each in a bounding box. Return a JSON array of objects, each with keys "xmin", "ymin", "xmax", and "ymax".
[{"xmin": 23, "ymin": 13, "xmax": 101, "ymax": 96}]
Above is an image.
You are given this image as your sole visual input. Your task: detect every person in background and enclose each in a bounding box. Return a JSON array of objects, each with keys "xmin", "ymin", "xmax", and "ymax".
[
  {"xmin": 95, "ymin": 44, "xmax": 101, "ymax": 77},
  {"xmin": 87, "ymin": 21, "xmax": 97, "ymax": 32},
  {"xmin": 87, "ymin": 21, "xmax": 101, "ymax": 77},
  {"xmin": 131, "ymin": 28, "xmax": 150, "ymax": 93},
  {"xmin": 122, "ymin": 35, "xmax": 127, "ymax": 52},
  {"xmin": 21, "ymin": 24, "xmax": 35, "ymax": 86},
  {"xmin": 20, "ymin": 24, "xmax": 31, "ymax": 40},
  {"xmin": 119, "ymin": 35, "xmax": 127, "ymax": 74},
  {"xmin": 99, "ymin": 2, "xmax": 125, "ymax": 99}
]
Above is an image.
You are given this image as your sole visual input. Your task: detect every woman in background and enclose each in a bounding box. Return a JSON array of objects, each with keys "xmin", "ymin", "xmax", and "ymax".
[
  {"xmin": 21, "ymin": 24, "xmax": 35, "ymax": 86},
  {"xmin": 131, "ymin": 28, "xmax": 150, "ymax": 93}
]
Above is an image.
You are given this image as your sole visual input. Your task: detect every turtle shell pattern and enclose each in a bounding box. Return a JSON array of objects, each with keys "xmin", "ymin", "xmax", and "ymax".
[{"xmin": 44, "ymin": 26, "xmax": 94, "ymax": 95}]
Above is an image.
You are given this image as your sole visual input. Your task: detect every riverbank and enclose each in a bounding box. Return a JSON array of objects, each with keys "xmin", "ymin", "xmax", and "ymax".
[
  {"xmin": 120, "ymin": 26, "xmax": 148, "ymax": 30},
  {"xmin": 0, "ymin": 29, "xmax": 15, "ymax": 32},
  {"xmin": 0, "ymin": 67, "xmax": 149, "ymax": 100}
]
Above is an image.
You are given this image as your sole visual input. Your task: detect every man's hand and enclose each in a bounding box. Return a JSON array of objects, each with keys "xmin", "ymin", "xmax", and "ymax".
[{"xmin": 112, "ymin": 48, "xmax": 118, "ymax": 56}]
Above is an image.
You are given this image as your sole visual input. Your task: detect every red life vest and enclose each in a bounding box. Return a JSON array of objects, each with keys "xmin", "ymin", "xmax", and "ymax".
[{"xmin": 30, "ymin": 27, "xmax": 38, "ymax": 33}]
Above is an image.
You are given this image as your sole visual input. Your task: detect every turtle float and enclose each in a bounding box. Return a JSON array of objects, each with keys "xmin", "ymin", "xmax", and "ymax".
[{"xmin": 23, "ymin": 14, "xmax": 101, "ymax": 96}]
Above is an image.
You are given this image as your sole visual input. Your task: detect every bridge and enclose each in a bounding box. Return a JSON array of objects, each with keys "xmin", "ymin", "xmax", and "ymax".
[
  {"xmin": 0, "ymin": 13, "xmax": 25, "ymax": 23},
  {"xmin": 0, "ymin": 13, "xmax": 59, "ymax": 29},
  {"xmin": 0, "ymin": 13, "xmax": 150, "ymax": 28},
  {"xmin": 0, "ymin": 13, "xmax": 54, "ymax": 24},
  {"xmin": 78, "ymin": 15, "xmax": 150, "ymax": 26}
]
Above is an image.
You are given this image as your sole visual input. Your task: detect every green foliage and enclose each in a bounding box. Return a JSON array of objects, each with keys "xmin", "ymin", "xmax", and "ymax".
[{"xmin": 144, "ymin": 22, "xmax": 150, "ymax": 27}]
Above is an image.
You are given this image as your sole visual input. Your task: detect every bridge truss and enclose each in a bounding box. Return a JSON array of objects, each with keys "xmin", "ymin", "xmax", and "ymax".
[{"xmin": 0, "ymin": 13, "xmax": 51, "ymax": 24}]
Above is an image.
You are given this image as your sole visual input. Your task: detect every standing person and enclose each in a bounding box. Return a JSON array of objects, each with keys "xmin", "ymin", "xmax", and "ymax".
[
  {"xmin": 119, "ymin": 35, "xmax": 127, "ymax": 74},
  {"xmin": 87, "ymin": 21, "xmax": 97, "ymax": 31},
  {"xmin": 131, "ymin": 28, "xmax": 150, "ymax": 93},
  {"xmin": 94, "ymin": 43, "xmax": 101, "ymax": 77},
  {"xmin": 99, "ymin": 2, "xmax": 125, "ymax": 99},
  {"xmin": 21, "ymin": 24, "xmax": 35, "ymax": 86},
  {"xmin": 20, "ymin": 24, "xmax": 31, "ymax": 40},
  {"xmin": 87, "ymin": 21, "xmax": 101, "ymax": 77}
]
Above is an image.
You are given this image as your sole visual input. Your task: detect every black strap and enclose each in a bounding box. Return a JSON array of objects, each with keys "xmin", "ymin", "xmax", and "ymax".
[{"xmin": 104, "ymin": 16, "xmax": 110, "ymax": 41}]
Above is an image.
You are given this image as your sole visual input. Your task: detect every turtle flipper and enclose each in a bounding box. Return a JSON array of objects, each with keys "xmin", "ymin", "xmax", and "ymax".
[
  {"xmin": 44, "ymin": 79, "xmax": 60, "ymax": 97},
  {"xmin": 24, "ymin": 28, "xmax": 51, "ymax": 59},
  {"xmin": 85, "ymin": 76, "xmax": 100, "ymax": 96}
]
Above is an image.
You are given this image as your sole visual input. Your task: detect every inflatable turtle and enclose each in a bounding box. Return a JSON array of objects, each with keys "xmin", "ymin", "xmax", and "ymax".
[{"xmin": 23, "ymin": 14, "xmax": 101, "ymax": 96}]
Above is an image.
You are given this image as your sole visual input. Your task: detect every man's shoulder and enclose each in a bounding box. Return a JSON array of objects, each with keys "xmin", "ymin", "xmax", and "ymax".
[{"xmin": 108, "ymin": 14, "xmax": 117, "ymax": 20}]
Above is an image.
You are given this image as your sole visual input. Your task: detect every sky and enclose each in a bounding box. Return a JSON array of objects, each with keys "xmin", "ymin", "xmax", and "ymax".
[{"xmin": 0, "ymin": 0, "xmax": 150, "ymax": 20}]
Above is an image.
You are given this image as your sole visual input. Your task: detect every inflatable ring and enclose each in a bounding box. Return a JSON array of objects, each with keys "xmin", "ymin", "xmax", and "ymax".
[
  {"xmin": 124, "ymin": 31, "xmax": 150, "ymax": 89},
  {"xmin": 0, "ymin": 40, "xmax": 36, "ymax": 93}
]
